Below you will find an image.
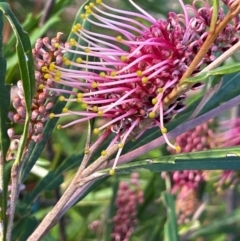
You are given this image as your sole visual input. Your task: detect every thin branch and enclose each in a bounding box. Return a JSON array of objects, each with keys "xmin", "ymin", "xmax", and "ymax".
[
  {"xmin": 61, "ymin": 181, "xmax": 94, "ymax": 215},
  {"xmin": 6, "ymin": 162, "xmax": 22, "ymax": 241},
  {"xmin": 27, "ymin": 183, "xmax": 79, "ymax": 241},
  {"xmin": 54, "ymin": 188, "xmax": 67, "ymax": 241},
  {"xmin": 46, "ymin": 139, "xmax": 67, "ymax": 241},
  {"xmin": 39, "ymin": 0, "xmax": 55, "ymax": 27},
  {"xmin": 26, "ymin": 173, "xmax": 104, "ymax": 241}
]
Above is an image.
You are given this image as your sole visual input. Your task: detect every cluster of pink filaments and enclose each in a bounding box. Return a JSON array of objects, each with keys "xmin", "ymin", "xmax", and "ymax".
[{"xmin": 46, "ymin": 0, "xmax": 240, "ymax": 169}]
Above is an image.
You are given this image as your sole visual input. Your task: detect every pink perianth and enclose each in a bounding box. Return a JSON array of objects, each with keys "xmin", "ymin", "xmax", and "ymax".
[
  {"xmin": 146, "ymin": 65, "xmax": 170, "ymax": 79},
  {"xmin": 99, "ymin": 109, "xmax": 137, "ymax": 131},
  {"xmin": 80, "ymin": 98, "xmax": 118, "ymax": 105},
  {"xmin": 54, "ymin": 79, "xmax": 92, "ymax": 88},
  {"xmin": 82, "ymin": 87, "xmax": 131, "ymax": 97},
  {"xmin": 61, "ymin": 116, "xmax": 94, "ymax": 128},
  {"xmin": 91, "ymin": 12, "xmax": 146, "ymax": 35},
  {"xmin": 101, "ymin": 88, "xmax": 138, "ymax": 113},
  {"xmin": 67, "ymin": 110, "xmax": 114, "ymax": 118},
  {"xmin": 86, "ymin": 17, "xmax": 136, "ymax": 41},
  {"xmin": 101, "ymin": 2, "xmax": 156, "ymax": 23},
  {"xmin": 76, "ymin": 31, "xmax": 125, "ymax": 52},
  {"xmin": 93, "ymin": 5, "xmax": 149, "ymax": 31},
  {"xmin": 112, "ymin": 118, "xmax": 140, "ymax": 170},
  {"xmin": 178, "ymin": 0, "xmax": 189, "ymax": 26},
  {"xmin": 118, "ymin": 59, "xmax": 171, "ymax": 75},
  {"xmin": 122, "ymin": 38, "xmax": 175, "ymax": 49},
  {"xmin": 97, "ymin": 77, "xmax": 141, "ymax": 87}
]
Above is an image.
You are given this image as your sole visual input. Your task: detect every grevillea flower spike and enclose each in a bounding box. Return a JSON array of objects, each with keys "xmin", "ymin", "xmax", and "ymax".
[{"xmin": 45, "ymin": 0, "xmax": 239, "ymax": 172}]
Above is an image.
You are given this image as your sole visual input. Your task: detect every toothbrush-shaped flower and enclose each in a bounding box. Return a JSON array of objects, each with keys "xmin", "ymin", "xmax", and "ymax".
[{"xmin": 45, "ymin": 0, "xmax": 239, "ymax": 170}]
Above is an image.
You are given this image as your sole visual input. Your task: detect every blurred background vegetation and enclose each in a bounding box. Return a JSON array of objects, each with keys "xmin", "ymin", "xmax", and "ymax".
[{"xmin": 3, "ymin": 0, "xmax": 240, "ymax": 240}]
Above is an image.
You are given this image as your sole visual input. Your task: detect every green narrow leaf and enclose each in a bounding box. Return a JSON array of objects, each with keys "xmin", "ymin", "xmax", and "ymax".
[
  {"xmin": 0, "ymin": 9, "xmax": 10, "ymax": 238},
  {"xmin": 4, "ymin": 14, "xmax": 38, "ymax": 57},
  {"xmin": 183, "ymin": 63, "xmax": 240, "ymax": 84},
  {"xmin": 201, "ymin": 71, "xmax": 240, "ymax": 114},
  {"xmin": 19, "ymin": 216, "xmax": 39, "ymax": 241},
  {"xmin": 12, "ymin": 216, "xmax": 39, "ymax": 241},
  {"xmin": 210, "ymin": 0, "xmax": 219, "ymax": 29},
  {"xmin": 0, "ymin": 3, "xmax": 35, "ymax": 171},
  {"xmin": 56, "ymin": 154, "xmax": 83, "ymax": 174},
  {"xmin": 103, "ymin": 178, "xmax": 119, "ymax": 241},
  {"xmin": 0, "ymin": 2, "xmax": 35, "ymax": 110},
  {"xmin": 0, "ymin": 5, "xmax": 35, "ymax": 238},
  {"xmin": 0, "ymin": 30, "xmax": 10, "ymax": 162},
  {"xmin": 162, "ymin": 192, "xmax": 178, "ymax": 241},
  {"xmin": 22, "ymin": 171, "xmax": 63, "ymax": 209},
  {"xmin": 18, "ymin": 156, "xmax": 84, "ymax": 216},
  {"xmin": 6, "ymin": 16, "xmax": 60, "ymax": 71},
  {"xmin": 100, "ymin": 147, "xmax": 240, "ymax": 174},
  {"xmin": 182, "ymin": 209, "xmax": 240, "ymax": 239}
]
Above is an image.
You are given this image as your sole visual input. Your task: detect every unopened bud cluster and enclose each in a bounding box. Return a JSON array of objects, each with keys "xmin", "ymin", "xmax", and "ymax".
[
  {"xmin": 166, "ymin": 120, "xmax": 216, "ymax": 190},
  {"xmin": 112, "ymin": 173, "xmax": 144, "ymax": 241},
  {"xmin": 165, "ymin": 118, "xmax": 240, "ymax": 222},
  {"xmin": 8, "ymin": 33, "xmax": 64, "ymax": 144},
  {"xmin": 163, "ymin": 120, "xmax": 216, "ymax": 223}
]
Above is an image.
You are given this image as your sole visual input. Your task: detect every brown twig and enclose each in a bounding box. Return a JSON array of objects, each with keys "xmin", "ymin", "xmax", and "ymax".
[
  {"xmin": 26, "ymin": 171, "xmax": 105, "ymax": 241},
  {"xmin": 46, "ymin": 139, "xmax": 67, "ymax": 241},
  {"xmin": 26, "ymin": 130, "xmax": 111, "ymax": 241},
  {"xmin": 6, "ymin": 162, "xmax": 22, "ymax": 241}
]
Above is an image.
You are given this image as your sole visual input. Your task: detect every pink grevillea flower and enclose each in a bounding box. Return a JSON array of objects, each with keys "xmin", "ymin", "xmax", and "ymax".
[{"xmin": 46, "ymin": 0, "xmax": 239, "ymax": 169}]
